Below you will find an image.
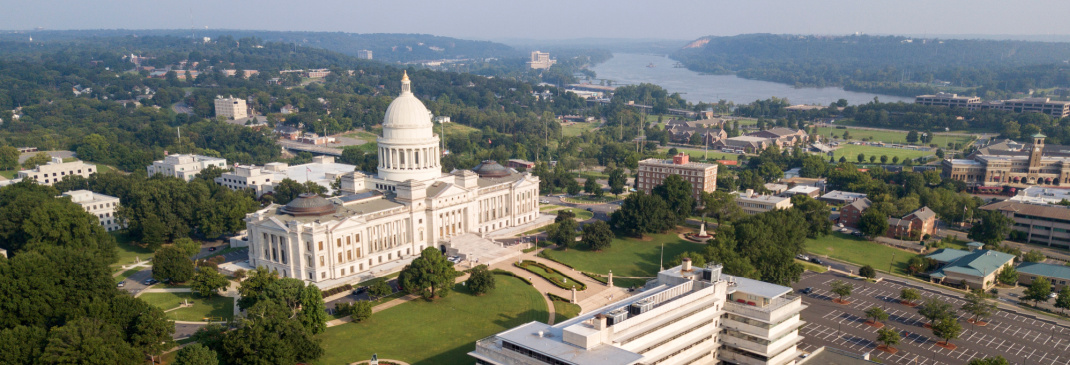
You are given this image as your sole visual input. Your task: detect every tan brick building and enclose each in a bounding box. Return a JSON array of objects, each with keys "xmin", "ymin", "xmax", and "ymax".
[{"xmin": 637, "ymin": 154, "xmax": 718, "ymax": 200}]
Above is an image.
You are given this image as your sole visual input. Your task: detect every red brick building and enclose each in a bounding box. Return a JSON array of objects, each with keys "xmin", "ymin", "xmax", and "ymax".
[
  {"xmin": 887, "ymin": 207, "xmax": 937, "ymax": 240},
  {"xmin": 838, "ymin": 198, "xmax": 871, "ymax": 228}
]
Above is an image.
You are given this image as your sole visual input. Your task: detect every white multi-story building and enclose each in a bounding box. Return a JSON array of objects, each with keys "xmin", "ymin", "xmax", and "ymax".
[
  {"xmin": 470, "ymin": 260, "xmax": 806, "ymax": 365},
  {"xmin": 61, "ymin": 190, "xmax": 123, "ymax": 232},
  {"xmin": 733, "ymin": 189, "xmax": 794, "ymax": 215},
  {"xmin": 17, "ymin": 157, "xmax": 97, "ymax": 186},
  {"xmin": 357, "ymin": 49, "xmax": 373, "ymax": 60},
  {"xmin": 243, "ymin": 72, "xmax": 542, "ymax": 283},
  {"xmin": 215, "ymin": 156, "xmax": 356, "ymax": 197},
  {"xmin": 528, "ymin": 51, "xmax": 556, "ymax": 70},
  {"xmin": 147, "ymin": 154, "xmax": 227, "ymax": 181},
  {"xmin": 214, "ymin": 95, "xmax": 248, "ymax": 120}
]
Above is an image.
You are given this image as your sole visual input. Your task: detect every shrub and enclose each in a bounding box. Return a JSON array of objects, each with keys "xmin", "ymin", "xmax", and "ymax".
[
  {"xmin": 321, "ymin": 284, "xmax": 355, "ymax": 298},
  {"xmin": 490, "ymin": 269, "xmax": 533, "ymax": 286}
]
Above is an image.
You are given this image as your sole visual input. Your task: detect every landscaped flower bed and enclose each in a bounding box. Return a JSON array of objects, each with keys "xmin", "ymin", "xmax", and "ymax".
[{"xmin": 514, "ymin": 261, "xmax": 587, "ymax": 290}]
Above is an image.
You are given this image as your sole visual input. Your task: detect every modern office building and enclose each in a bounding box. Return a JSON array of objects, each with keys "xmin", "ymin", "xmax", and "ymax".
[
  {"xmin": 990, "ymin": 97, "xmax": 1070, "ymax": 119},
  {"xmin": 61, "ymin": 190, "xmax": 123, "ymax": 232},
  {"xmin": 214, "ymin": 95, "xmax": 248, "ymax": 120},
  {"xmin": 914, "ymin": 93, "xmax": 981, "ymax": 108},
  {"xmin": 470, "ymin": 260, "xmax": 806, "ymax": 365},
  {"xmin": 733, "ymin": 189, "xmax": 793, "ymax": 215},
  {"xmin": 17, "ymin": 157, "xmax": 97, "ymax": 186},
  {"xmin": 357, "ymin": 49, "xmax": 373, "ymax": 60},
  {"xmin": 637, "ymin": 154, "xmax": 718, "ymax": 200},
  {"xmin": 819, "ymin": 190, "xmax": 867, "ymax": 205},
  {"xmin": 243, "ymin": 73, "xmax": 541, "ymax": 283},
  {"xmin": 979, "ymin": 200, "xmax": 1070, "ymax": 248},
  {"xmin": 942, "ymin": 134, "xmax": 1070, "ymax": 187},
  {"xmin": 1008, "ymin": 186, "xmax": 1070, "ymax": 205},
  {"xmin": 528, "ymin": 51, "xmax": 556, "ymax": 70},
  {"xmin": 147, "ymin": 154, "xmax": 228, "ymax": 181}
]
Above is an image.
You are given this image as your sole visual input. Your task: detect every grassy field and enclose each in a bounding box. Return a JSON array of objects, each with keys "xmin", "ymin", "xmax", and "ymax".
[
  {"xmin": 539, "ymin": 204, "xmax": 565, "ymax": 212},
  {"xmin": 540, "ymin": 232, "xmax": 706, "ymax": 277},
  {"xmin": 117, "ymin": 268, "xmax": 142, "ymax": 281},
  {"xmin": 803, "ymin": 232, "xmax": 915, "ymax": 275},
  {"xmin": 0, "ymin": 170, "xmax": 17, "ymax": 179},
  {"xmin": 440, "ymin": 122, "xmax": 479, "ymax": 138},
  {"xmin": 552, "ymin": 300, "xmax": 581, "ymax": 323},
  {"xmin": 341, "ymin": 130, "xmax": 379, "ymax": 142},
  {"xmin": 562, "ymin": 194, "xmax": 620, "ymax": 204},
  {"xmin": 317, "ymin": 275, "xmax": 547, "ymax": 365},
  {"xmin": 112, "ymin": 232, "xmax": 154, "ymax": 269},
  {"xmin": 831, "ymin": 144, "xmax": 933, "ymax": 163},
  {"xmin": 561, "ymin": 122, "xmax": 597, "ymax": 137},
  {"xmin": 795, "ymin": 259, "xmax": 829, "ymax": 273},
  {"xmin": 817, "ymin": 126, "xmax": 974, "ymax": 146},
  {"xmin": 139, "ymin": 292, "xmax": 234, "ymax": 322},
  {"xmin": 93, "ymin": 163, "xmax": 118, "ymax": 175},
  {"xmin": 516, "ymin": 261, "xmax": 586, "ymax": 290}
]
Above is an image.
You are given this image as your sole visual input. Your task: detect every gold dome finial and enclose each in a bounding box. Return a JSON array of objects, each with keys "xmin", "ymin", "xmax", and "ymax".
[{"xmin": 402, "ymin": 70, "xmax": 409, "ymax": 82}]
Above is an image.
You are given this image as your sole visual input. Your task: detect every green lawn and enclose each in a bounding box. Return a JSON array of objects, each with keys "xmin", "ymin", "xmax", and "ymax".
[
  {"xmin": 562, "ymin": 122, "xmax": 597, "ymax": 137},
  {"xmin": 111, "ymin": 232, "xmax": 154, "ymax": 269},
  {"xmin": 539, "ymin": 204, "xmax": 565, "ymax": 212},
  {"xmin": 831, "ymin": 144, "xmax": 933, "ymax": 163},
  {"xmin": 817, "ymin": 126, "xmax": 974, "ymax": 146},
  {"xmin": 0, "ymin": 170, "xmax": 17, "ymax": 179},
  {"xmin": 516, "ymin": 261, "xmax": 586, "ymax": 290},
  {"xmin": 540, "ymin": 232, "xmax": 706, "ymax": 277},
  {"xmin": 92, "ymin": 163, "xmax": 118, "ymax": 175},
  {"xmin": 552, "ymin": 300, "xmax": 581, "ymax": 323},
  {"xmin": 317, "ymin": 275, "xmax": 547, "ymax": 365},
  {"xmin": 139, "ymin": 292, "xmax": 234, "ymax": 322},
  {"xmin": 562, "ymin": 194, "xmax": 620, "ymax": 204},
  {"xmin": 342, "ymin": 130, "xmax": 379, "ymax": 142},
  {"xmin": 803, "ymin": 232, "xmax": 915, "ymax": 275},
  {"xmin": 440, "ymin": 122, "xmax": 480, "ymax": 138},
  {"xmin": 117, "ymin": 267, "xmax": 143, "ymax": 281}
]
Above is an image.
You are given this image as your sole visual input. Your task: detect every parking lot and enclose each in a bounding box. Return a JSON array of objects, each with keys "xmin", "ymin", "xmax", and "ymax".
[{"xmin": 795, "ymin": 271, "xmax": 1070, "ymax": 364}]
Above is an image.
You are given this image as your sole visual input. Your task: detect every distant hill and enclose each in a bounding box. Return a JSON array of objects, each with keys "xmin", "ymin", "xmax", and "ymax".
[
  {"xmin": 0, "ymin": 29, "xmax": 519, "ymax": 62},
  {"xmin": 671, "ymin": 34, "xmax": 1070, "ymax": 98}
]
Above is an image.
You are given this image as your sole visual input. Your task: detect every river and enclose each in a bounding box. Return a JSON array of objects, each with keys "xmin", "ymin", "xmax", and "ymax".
[{"xmin": 588, "ymin": 53, "xmax": 910, "ymax": 106}]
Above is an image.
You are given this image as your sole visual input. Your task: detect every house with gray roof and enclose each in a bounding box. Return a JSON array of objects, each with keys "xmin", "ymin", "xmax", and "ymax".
[{"xmin": 926, "ymin": 249, "xmax": 1015, "ymax": 290}]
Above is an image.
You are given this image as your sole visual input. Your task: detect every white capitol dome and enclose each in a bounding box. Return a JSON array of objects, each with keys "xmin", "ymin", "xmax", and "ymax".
[{"xmin": 383, "ymin": 71, "xmax": 432, "ymax": 129}]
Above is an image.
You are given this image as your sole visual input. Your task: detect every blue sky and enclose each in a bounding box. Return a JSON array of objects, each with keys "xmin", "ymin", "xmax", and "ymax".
[{"xmin": 2, "ymin": 0, "xmax": 1069, "ymax": 40}]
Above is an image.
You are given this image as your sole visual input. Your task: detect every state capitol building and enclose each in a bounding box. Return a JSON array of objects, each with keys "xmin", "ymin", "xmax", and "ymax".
[{"xmin": 244, "ymin": 72, "xmax": 541, "ymax": 283}]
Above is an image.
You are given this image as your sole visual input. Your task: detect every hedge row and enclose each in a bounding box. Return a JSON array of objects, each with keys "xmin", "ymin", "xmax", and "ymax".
[
  {"xmin": 321, "ymin": 284, "xmax": 354, "ymax": 298},
  {"xmin": 546, "ymin": 292, "xmax": 570, "ymax": 303},
  {"xmin": 490, "ymin": 269, "xmax": 533, "ymax": 286},
  {"xmin": 515, "ymin": 261, "xmax": 587, "ymax": 291},
  {"xmin": 582, "ymin": 271, "xmax": 608, "ymax": 284}
]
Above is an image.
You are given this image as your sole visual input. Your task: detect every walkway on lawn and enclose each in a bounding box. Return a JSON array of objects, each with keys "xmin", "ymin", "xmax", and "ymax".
[{"xmin": 489, "ymin": 248, "xmax": 630, "ymax": 320}]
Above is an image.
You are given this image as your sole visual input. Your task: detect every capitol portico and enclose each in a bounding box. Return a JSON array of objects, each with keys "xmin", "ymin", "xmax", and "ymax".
[{"xmin": 244, "ymin": 72, "xmax": 542, "ymax": 284}]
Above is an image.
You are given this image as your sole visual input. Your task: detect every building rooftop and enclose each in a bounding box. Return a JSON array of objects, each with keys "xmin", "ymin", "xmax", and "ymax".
[
  {"xmin": 727, "ymin": 275, "xmax": 791, "ymax": 299},
  {"xmin": 637, "ymin": 158, "xmax": 718, "ymax": 169},
  {"xmin": 784, "ymin": 185, "xmax": 820, "ymax": 195},
  {"xmin": 980, "ymin": 200, "xmax": 1070, "ymax": 221},
  {"xmin": 733, "ymin": 191, "xmax": 792, "ymax": 204},
  {"xmin": 928, "ymin": 249, "xmax": 1015, "ymax": 278},
  {"xmin": 821, "ymin": 190, "xmax": 867, "ymax": 202},
  {"xmin": 493, "ymin": 322, "xmax": 644, "ymax": 365},
  {"xmin": 907, "ymin": 206, "xmax": 936, "ymax": 221},
  {"xmin": 1017, "ymin": 262, "xmax": 1070, "ymax": 281},
  {"xmin": 845, "ymin": 197, "xmax": 872, "ymax": 211},
  {"xmin": 61, "ymin": 189, "xmax": 117, "ymax": 203}
]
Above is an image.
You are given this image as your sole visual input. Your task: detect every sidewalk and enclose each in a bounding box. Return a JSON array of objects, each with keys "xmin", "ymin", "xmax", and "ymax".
[{"xmin": 488, "ymin": 213, "xmax": 556, "ymax": 239}]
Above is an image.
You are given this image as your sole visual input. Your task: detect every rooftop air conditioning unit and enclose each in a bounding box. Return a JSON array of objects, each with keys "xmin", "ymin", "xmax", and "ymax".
[
  {"xmin": 629, "ymin": 299, "xmax": 655, "ymax": 316},
  {"xmin": 605, "ymin": 308, "xmax": 629, "ymax": 326}
]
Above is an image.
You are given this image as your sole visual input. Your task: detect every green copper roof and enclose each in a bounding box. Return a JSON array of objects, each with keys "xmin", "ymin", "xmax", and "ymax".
[
  {"xmin": 1033, "ymin": 132, "xmax": 1048, "ymax": 138},
  {"xmin": 929, "ymin": 249, "xmax": 1016, "ymax": 278}
]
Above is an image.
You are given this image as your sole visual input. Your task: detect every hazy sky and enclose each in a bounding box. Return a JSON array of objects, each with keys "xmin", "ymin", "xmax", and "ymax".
[{"xmin": 3, "ymin": 0, "xmax": 1070, "ymax": 41}]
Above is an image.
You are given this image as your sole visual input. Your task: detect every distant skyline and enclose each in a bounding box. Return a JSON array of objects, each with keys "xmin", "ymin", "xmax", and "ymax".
[{"xmin": 3, "ymin": 0, "xmax": 1070, "ymax": 42}]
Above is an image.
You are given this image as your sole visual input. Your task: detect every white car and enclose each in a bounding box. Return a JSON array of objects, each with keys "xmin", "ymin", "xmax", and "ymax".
[
  {"xmin": 540, "ymin": 200, "xmax": 550, "ymax": 204},
  {"xmin": 840, "ymin": 228, "xmax": 850, "ymax": 233}
]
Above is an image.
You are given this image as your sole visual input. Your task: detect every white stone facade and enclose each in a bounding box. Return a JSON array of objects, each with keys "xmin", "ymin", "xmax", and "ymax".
[
  {"xmin": 17, "ymin": 157, "xmax": 96, "ymax": 186},
  {"xmin": 244, "ymin": 74, "xmax": 541, "ymax": 283},
  {"xmin": 62, "ymin": 189, "xmax": 123, "ymax": 232},
  {"xmin": 215, "ymin": 156, "xmax": 354, "ymax": 197},
  {"xmin": 147, "ymin": 154, "xmax": 227, "ymax": 181},
  {"xmin": 214, "ymin": 95, "xmax": 248, "ymax": 120}
]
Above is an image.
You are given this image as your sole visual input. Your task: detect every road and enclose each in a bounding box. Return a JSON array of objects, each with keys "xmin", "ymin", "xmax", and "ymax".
[{"xmin": 796, "ymin": 271, "xmax": 1070, "ymax": 365}]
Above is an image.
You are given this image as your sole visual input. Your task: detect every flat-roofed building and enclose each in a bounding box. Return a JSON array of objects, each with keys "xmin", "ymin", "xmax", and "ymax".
[
  {"xmin": 820, "ymin": 190, "xmax": 867, "ymax": 205},
  {"xmin": 997, "ymin": 97, "xmax": 1070, "ymax": 119},
  {"xmin": 356, "ymin": 49, "xmax": 373, "ymax": 60},
  {"xmin": 214, "ymin": 95, "xmax": 248, "ymax": 120},
  {"xmin": 914, "ymin": 93, "xmax": 981, "ymax": 108},
  {"xmin": 733, "ymin": 189, "xmax": 793, "ymax": 215},
  {"xmin": 470, "ymin": 261, "xmax": 806, "ymax": 365},
  {"xmin": 637, "ymin": 154, "xmax": 718, "ymax": 200},
  {"xmin": 798, "ymin": 347, "xmax": 879, "ymax": 364},
  {"xmin": 147, "ymin": 154, "xmax": 227, "ymax": 181},
  {"xmin": 215, "ymin": 156, "xmax": 356, "ymax": 197},
  {"xmin": 528, "ymin": 51, "xmax": 556, "ymax": 70},
  {"xmin": 980, "ymin": 200, "xmax": 1070, "ymax": 248},
  {"xmin": 17, "ymin": 157, "xmax": 96, "ymax": 186},
  {"xmin": 61, "ymin": 189, "xmax": 123, "ymax": 232},
  {"xmin": 781, "ymin": 185, "xmax": 820, "ymax": 198},
  {"xmin": 506, "ymin": 159, "xmax": 535, "ymax": 170},
  {"xmin": 1008, "ymin": 186, "xmax": 1070, "ymax": 205}
]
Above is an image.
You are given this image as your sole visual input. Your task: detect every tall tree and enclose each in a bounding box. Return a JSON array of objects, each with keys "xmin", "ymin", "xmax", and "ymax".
[
  {"xmin": 398, "ymin": 247, "xmax": 457, "ymax": 300},
  {"xmin": 40, "ymin": 318, "xmax": 142, "ymax": 365},
  {"xmin": 790, "ymin": 195, "xmax": 832, "ymax": 238},
  {"xmin": 583, "ymin": 178, "xmax": 602, "ymax": 197},
  {"xmin": 900, "ymin": 288, "xmax": 921, "ymax": 305},
  {"xmin": 961, "ymin": 291, "xmax": 997, "ymax": 324},
  {"xmin": 1023, "ymin": 276, "xmax": 1053, "ymax": 307},
  {"xmin": 299, "ymin": 285, "xmax": 328, "ymax": 335},
  {"xmin": 652, "ymin": 174, "xmax": 694, "ymax": 224},
  {"xmin": 1055, "ymin": 287, "xmax": 1070, "ymax": 314},
  {"xmin": 610, "ymin": 191, "xmax": 673, "ymax": 237},
  {"xmin": 931, "ymin": 316, "xmax": 963, "ymax": 347},
  {"xmin": 969, "ymin": 210, "xmax": 1014, "ymax": 245},
  {"xmin": 698, "ymin": 190, "xmax": 743, "ymax": 226},
  {"xmin": 0, "ymin": 145, "xmax": 18, "ymax": 170},
  {"xmin": 968, "ymin": 357, "xmax": 1010, "ymax": 365},
  {"xmin": 858, "ymin": 209, "xmax": 888, "ymax": 238},
  {"xmin": 997, "ymin": 266, "xmax": 1018, "ymax": 286},
  {"xmin": 173, "ymin": 343, "xmax": 219, "ymax": 365},
  {"xmin": 876, "ymin": 327, "xmax": 900, "ymax": 351},
  {"xmin": 865, "ymin": 306, "xmax": 889, "ymax": 326},
  {"xmin": 581, "ymin": 220, "xmax": 614, "ymax": 251},
  {"xmin": 607, "ymin": 167, "xmax": 627, "ymax": 196},
  {"xmin": 467, "ymin": 265, "xmax": 496, "ymax": 295},
  {"xmin": 152, "ymin": 245, "xmax": 196, "ymax": 283},
  {"xmin": 549, "ymin": 217, "xmax": 578, "ymax": 249},
  {"xmin": 918, "ymin": 298, "xmax": 954, "ymax": 326},
  {"xmin": 830, "ymin": 280, "xmax": 854, "ymax": 303},
  {"xmin": 190, "ymin": 267, "xmax": 230, "ymax": 297}
]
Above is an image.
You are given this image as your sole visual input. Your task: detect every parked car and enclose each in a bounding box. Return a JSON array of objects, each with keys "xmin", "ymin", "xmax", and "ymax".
[
  {"xmin": 839, "ymin": 228, "xmax": 850, "ymax": 233},
  {"xmin": 809, "ymin": 258, "xmax": 823, "ymax": 265},
  {"xmin": 117, "ymin": 281, "xmax": 125, "ymax": 288},
  {"xmin": 586, "ymin": 207, "xmax": 594, "ymax": 212},
  {"xmin": 796, "ymin": 254, "xmax": 810, "ymax": 261},
  {"xmin": 1051, "ymin": 292, "xmax": 1059, "ymax": 299},
  {"xmin": 540, "ymin": 200, "xmax": 550, "ymax": 204},
  {"xmin": 800, "ymin": 287, "xmax": 814, "ymax": 294}
]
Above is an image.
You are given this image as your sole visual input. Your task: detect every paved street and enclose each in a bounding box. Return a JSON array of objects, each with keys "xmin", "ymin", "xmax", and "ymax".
[{"xmin": 795, "ymin": 271, "xmax": 1070, "ymax": 364}]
